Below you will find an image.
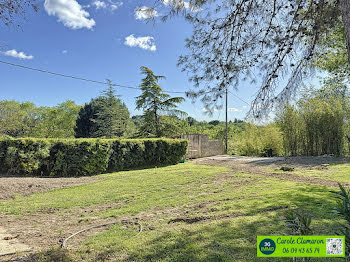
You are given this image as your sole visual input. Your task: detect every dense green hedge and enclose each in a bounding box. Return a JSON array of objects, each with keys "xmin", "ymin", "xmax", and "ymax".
[{"xmin": 0, "ymin": 138, "xmax": 188, "ymax": 176}]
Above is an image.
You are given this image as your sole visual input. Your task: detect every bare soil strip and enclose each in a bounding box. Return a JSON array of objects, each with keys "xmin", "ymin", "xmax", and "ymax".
[
  {"xmin": 0, "ymin": 176, "xmax": 103, "ymax": 200},
  {"xmin": 255, "ymin": 170, "xmax": 350, "ymax": 188},
  {"xmin": 0, "ymin": 175, "xmax": 104, "ymax": 260},
  {"xmin": 0, "ymin": 226, "xmax": 31, "ymax": 257}
]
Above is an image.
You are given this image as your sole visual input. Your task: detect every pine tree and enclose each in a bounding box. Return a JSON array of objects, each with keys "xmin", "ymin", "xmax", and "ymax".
[
  {"xmin": 136, "ymin": 66, "xmax": 186, "ymax": 137},
  {"xmin": 158, "ymin": 0, "xmax": 350, "ymax": 117}
]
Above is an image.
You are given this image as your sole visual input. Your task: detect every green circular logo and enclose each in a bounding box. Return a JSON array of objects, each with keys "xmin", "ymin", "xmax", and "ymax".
[{"xmin": 259, "ymin": 239, "xmax": 276, "ymax": 255}]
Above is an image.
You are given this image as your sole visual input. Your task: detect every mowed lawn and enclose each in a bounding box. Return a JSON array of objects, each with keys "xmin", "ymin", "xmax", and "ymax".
[{"xmin": 0, "ymin": 162, "xmax": 349, "ymax": 261}]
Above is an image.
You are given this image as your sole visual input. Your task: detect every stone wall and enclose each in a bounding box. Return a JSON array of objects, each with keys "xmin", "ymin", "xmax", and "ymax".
[{"xmin": 179, "ymin": 134, "xmax": 224, "ymax": 159}]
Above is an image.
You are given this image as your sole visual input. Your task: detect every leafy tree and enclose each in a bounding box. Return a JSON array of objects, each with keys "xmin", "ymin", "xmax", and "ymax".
[
  {"xmin": 0, "ymin": 100, "xmax": 80, "ymax": 138},
  {"xmin": 75, "ymin": 83, "xmax": 131, "ymax": 138},
  {"xmin": 314, "ymin": 25, "xmax": 349, "ymax": 78},
  {"xmin": 158, "ymin": 116, "xmax": 190, "ymax": 137},
  {"xmin": 186, "ymin": 116, "xmax": 197, "ymax": 126},
  {"xmin": 208, "ymin": 120, "xmax": 220, "ymax": 126},
  {"xmin": 0, "ymin": 100, "xmax": 38, "ymax": 137},
  {"xmin": 156, "ymin": 0, "xmax": 350, "ymax": 117},
  {"xmin": 136, "ymin": 66, "xmax": 186, "ymax": 137},
  {"xmin": 32, "ymin": 101, "xmax": 81, "ymax": 138}
]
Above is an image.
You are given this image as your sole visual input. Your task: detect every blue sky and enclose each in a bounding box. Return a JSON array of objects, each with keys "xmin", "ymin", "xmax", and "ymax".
[{"xmin": 0, "ymin": 0, "xmax": 272, "ymax": 121}]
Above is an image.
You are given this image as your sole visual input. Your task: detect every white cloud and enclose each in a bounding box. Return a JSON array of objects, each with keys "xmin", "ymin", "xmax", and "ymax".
[
  {"xmin": 44, "ymin": 0, "xmax": 96, "ymax": 30},
  {"xmin": 2, "ymin": 49, "xmax": 34, "ymax": 60},
  {"xmin": 92, "ymin": 0, "xmax": 122, "ymax": 11},
  {"xmin": 124, "ymin": 34, "xmax": 156, "ymax": 51},
  {"xmin": 110, "ymin": 1, "xmax": 123, "ymax": 11},
  {"xmin": 135, "ymin": 6, "xmax": 158, "ymax": 20},
  {"xmin": 62, "ymin": 50, "xmax": 68, "ymax": 54},
  {"xmin": 92, "ymin": 0, "xmax": 106, "ymax": 9},
  {"xmin": 162, "ymin": 0, "xmax": 201, "ymax": 12},
  {"xmin": 228, "ymin": 107, "xmax": 240, "ymax": 112},
  {"xmin": 202, "ymin": 108, "xmax": 219, "ymax": 112},
  {"xmin": 201, "ymin": 107, "xmax": 240, "ymax": 113}
]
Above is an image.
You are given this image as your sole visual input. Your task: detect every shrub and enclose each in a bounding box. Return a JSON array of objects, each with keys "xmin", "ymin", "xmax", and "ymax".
[
  {"xmin": 1, "ymin": 138, "xmax": 50, "ymax": 175},
  {"xmin": 229, "ymin": 124, "xmax": 283, "ymax": 157},
  {"xmin": 48, "ymin": 139, "xmax": 112, "ymax": 176},
  {"xmin": 108, "ymin": 140, "xmax": 146, "ymax": 171},
  {"xmin": 0, "ymin": 137, "xmax": 188, "ymax": 176}
]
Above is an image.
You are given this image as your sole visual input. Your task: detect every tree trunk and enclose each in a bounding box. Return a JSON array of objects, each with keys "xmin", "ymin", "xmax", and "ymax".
[
  {"xmin": 154, "ymin": 107, "xmax": 160, "ymax": 137},
  {"xmin": 339, "ymin": 0, "xmax": 350, "ymax": 66}
]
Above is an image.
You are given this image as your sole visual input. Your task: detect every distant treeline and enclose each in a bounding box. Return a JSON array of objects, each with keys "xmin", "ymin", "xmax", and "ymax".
[
  {"xmin": 0, "ymin": 98, "xmax": 245, "ymax": 140},
  {"xmin": 0, "ymin": 67, "xmax": 247, "ymax": 142},
  {"xmin": 233, "ymin": 84, "xmax": 350, "ymax": 157},
  {"xmin": 1, "ymin": 84, "xmax": 349, "ymax": 157},
  {"xmin": 1, "ymin": 67, "xmax": 349, "ymax": 157}
]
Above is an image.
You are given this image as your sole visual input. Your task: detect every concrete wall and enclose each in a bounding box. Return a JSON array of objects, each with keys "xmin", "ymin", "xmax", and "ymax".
[{"xmin": 179, "ymin": 134, "xmax": 224, "ymax": 159}]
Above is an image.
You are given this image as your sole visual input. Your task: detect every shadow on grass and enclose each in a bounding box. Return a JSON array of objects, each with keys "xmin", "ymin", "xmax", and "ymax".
[
  {"xmin": 126, "ymin": 219, "xmax": 286, "ymax": 262},
  {"xmin": 276, "ymin": 184, "xmax": 337, "ymax": 218},
  {"xmin": 20, "ymin": 248, "xmax": 73, "ymax": 262},
  {"xmin": 0, "ymin": 162, "xmax": 186, "ymax": 178},
  {"xmin": 125, "ymin": 218, "xmax": 344, "ymax": 262},
  {"xmin": 85, "ymin": 183, "xmax": 344, "ymax": 261}
]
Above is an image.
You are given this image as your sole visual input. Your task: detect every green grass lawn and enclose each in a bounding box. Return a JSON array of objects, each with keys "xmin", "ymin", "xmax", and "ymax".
[{"xmin": 1, "ymin": 163, "xmax": 349, "ymax": 261}]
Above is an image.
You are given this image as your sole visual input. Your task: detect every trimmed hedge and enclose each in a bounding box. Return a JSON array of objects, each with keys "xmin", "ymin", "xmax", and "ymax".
[{"xmin": 0, "ymin": 138, "xmax": 188, "ymax": 176}]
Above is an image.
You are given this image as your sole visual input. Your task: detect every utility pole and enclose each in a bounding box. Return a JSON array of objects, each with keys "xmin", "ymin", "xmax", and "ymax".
[{"xmin": 225, "ymin": 87, "xmax": 228, "ymax": 154}]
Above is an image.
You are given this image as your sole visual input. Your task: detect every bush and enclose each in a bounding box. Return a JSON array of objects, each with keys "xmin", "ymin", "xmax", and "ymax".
[
  {"xmin": 229, "ymin": 124, "xmax": 283, "ymax": 157},
  {"xmin": 1, "ymin": 138, "xmax": 50, "ymax": 175},
  {"xmin": 48, "ymin": 139, "xmax": 112, "ymax": 176},
  {"xmin": 0, "ymin": 137, "xmax": 188, "ymax": 176}
]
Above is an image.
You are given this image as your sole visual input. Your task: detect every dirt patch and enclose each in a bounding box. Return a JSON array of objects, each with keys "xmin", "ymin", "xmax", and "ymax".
[
  {"xmin": 193, "ymin": 156, "xmax": 350, "ymax": 188},
  {"xmin": 168, "ymin": 212, "xmax": 246, "ymax": 224},
  {"xmin": 0, "ymin": 227, "xmax": 31, "ymax": 257},
  {"xmin": 167, "ymin": 205, "xmax": 290, "ymax": 225},
  {"xmin": 256, "ymin": 171, "xmax": 350, "ymax": 188},
  {"xmin": 0, "ymin": 176, "xmax": 104, "ymax": 200},
  {"xmin": 194, "ymin": 155, "xmax": 350, "ymax": 170},
  {"xmin": 0, "ymin": 200, "xmax": 128, "ymax": 252},
  {"xmin": 274, "ymin": 156, "xmax": 350, "ymax": 168},
  {"xmin": 0, "ymin": 199, "xmax": 129, "ymax": 262}
]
